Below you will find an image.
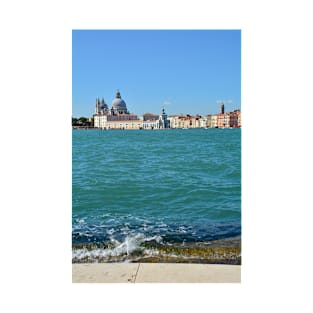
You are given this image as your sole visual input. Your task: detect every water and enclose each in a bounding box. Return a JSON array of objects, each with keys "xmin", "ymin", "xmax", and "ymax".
[{"xmin": 72, "ymin": 128, "xmax": 241, "ymax": 263}]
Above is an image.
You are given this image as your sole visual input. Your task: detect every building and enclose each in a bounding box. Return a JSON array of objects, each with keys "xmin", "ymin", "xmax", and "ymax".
[
  {"xmin": 168, "ymin": 114, "xmax": 203, "ymax": 129},
  {"xmin": 234, "ymin": 110, "xmax": 241, "ymax": 128},
  {"xmin": 142, "ymin": 112, "xmax": 159, "ymax": 129},
  {"xmin": 109, "ymin": 90, "xmax": 129, "ymax": 115},
  {"xmin": 237, "ymin": 111, "xmax": 241, "ymax": 127},
  {"xmin": 221, "ymin": 103, "xmax": 225, "ymax": 114},
  {"xmin": 169, "ymin": 115, "xmax": 191, "ymax": 128},
  {"xmin": 199, "ymin": 116, "xmax": 208, "ymax": 128},
  {"xmin": 142, "ymin": 113, "xmax": 159, "ymax": 121},
  {"xmin": 159, "ymin": 107, "xmax": 170, "ymax": 129},
  {"xmin": 142, "ymin": 108, "xmax": 170, "ymax": 129},
  {"xmin": 216, "ymin": 104, "xmax": 241, "ymax": 128},
  {"xmin": 210, "ymin": 114, "xmax": 218, "ymax": 128},
  {"xmin": 92, "ymin": 91, "xmax": 240, "ymax": 130},
  {"xmin": 95, "ymin": 98, "xmax": 109, "ymax": 115},
  {"xmin": 205, "ymin": 115, "xmax": 212, "ymax": 128},
  {"xmin": 192, "ymin": 114, "xmax": 202, "ymax": 128},
  {"xmin": 94, "ymin": 90, "xmax": 170, "ymax": 130},
  {"xmin": 94, "ymin": 90, "xmax": 141, "ymax": 129},
  {"xmin": 217, "ymin": 113, "xmax": 228, "ymax": 128}
]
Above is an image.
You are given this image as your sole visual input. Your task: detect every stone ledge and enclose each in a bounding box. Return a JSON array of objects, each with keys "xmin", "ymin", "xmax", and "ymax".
[{"xmin": 72, "ymin": 263, "xmax": 241, "ymax": 283}]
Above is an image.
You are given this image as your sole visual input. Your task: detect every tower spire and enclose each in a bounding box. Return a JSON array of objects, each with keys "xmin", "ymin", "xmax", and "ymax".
[{"xmin": 221, "ymin": 103, "xmax": 225, "ymax": 114}]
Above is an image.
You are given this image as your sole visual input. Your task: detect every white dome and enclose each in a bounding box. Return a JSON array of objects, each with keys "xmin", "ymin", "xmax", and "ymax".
[
  {"xmin": 111, "ymin": 90, "xmax": 128, "ymax": 113},
  {"xmin": 111, "ymin": 98, "xmax": 127, "ymax": 110}
]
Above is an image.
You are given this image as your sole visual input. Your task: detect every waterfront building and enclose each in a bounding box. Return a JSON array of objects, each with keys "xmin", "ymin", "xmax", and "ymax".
[
  {"xmin": 210, "ymin": 114, "xmax": 218, "ymax": 128},
  {"xmin": 199, "ymin": 116, "xmax": 208, "ymax": 128},
  {"xmin": 167, "ymin": 115, "xmax": 178, "ymax": 128},
  {"xmin": 216, "ymin": 104, "xmax": 241, "ymax": 128},
  {"xmin": 216, "ymin": 111, "xmax": 241, "ymax": 128},
  {"xmin": 169, "ymin": 115, "xmax": 191, "ymax": 128},
  {"xmin": 95, "ymin": 98, "xmax": 109, "ymax": 115},
  {"xmin": 229, "ymin": 110, "xmax": 242, "ymax": 128},
  {"xmin": 192, "ymin": 115, "xmax": 202, "ymax": 128},
  {"xmin": 168, "ymin": 114, "xmax": 202, "ymax": 129},
  {"xmin": 143, "ymin": 113, "xmax": 159, "ymax": 121},
  {"xmin": 99, "ymin": 115, "xmax": 143, "ymax": 130},
  {"xmin": 93, "ymin": 91, "xmax": 170, "ymax": 130},
  {"xmin": 229, "ymin": 110, "xmax": 239, "ymax": 128},
  {"xmin": 110, "ymin": 90, "xmax": 129, "ymax": 115},
  {"xmin": 237, "ymin": 111, "xmax": 241, "ymax": 127},
  {"xmin": 217, "ymin": 103, "xmax": 227, "ymax": 128},
  {"xmin": 142, "ymin": 108, "xmax": 170, "ymax": 129},
  {"xmin": 142, "ymin": 112, "xmax": 159, "ymax": 129},
  {"xmin": 159, "ymin": 107, "xmax": 170, "ymax": 129},
  {"xmin": 92, "ymin": 91, "xmax": 239, "ymax": 130},
  {"xmin": 142, "ymin": 119, "xmax": 159, "ymax": 130},
  {"xmin": 205, "ymin": 115, "xmax": 212, "ymax": 128},
  {"xmin": 106, "ymin": 119, "xmax": 143, "ymax": 130},
  {"xmin": 217, "ymin": 113, "xmax": 228, "ymax": 128},
  {"xmin": 94, "ymin": 90, "xmax": 141, "ymax": 129}
]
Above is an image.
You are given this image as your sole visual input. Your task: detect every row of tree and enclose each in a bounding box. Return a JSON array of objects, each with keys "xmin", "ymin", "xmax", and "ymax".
[{"xmin": 72, "ymin": 117, "xmax": 94, "ymax": 127}]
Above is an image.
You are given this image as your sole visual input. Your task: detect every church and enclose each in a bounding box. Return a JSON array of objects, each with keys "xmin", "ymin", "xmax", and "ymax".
[{"xmin": 93, "ymin": 90, "xmax": 170, "ymax": 130}]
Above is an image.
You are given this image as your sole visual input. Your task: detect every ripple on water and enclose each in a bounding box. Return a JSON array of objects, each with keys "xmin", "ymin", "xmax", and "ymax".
[{"xmin": 73, "ymin": 129, "xmax": 241, "ymax": 250}]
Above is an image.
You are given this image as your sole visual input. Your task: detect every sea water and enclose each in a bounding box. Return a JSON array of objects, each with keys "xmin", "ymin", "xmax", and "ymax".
[{"xmin": 72, "ymin": 128, "xmax": 241, "ymax": 263}]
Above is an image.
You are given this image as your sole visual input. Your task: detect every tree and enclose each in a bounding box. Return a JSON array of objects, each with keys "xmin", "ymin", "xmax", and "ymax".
[
  {"xmin": 78, "ymin": 117, "xmax": 88, "ymax": 125},
  {"xmin": 72, "ymin": 116, "xmax": 92, "ymax": 127},
  {"xmin": 72, "ymin": 117, "xmax": 78, "ymax": 126}
]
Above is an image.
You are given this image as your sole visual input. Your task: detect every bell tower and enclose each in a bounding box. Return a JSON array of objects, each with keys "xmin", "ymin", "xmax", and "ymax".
[
  {"xmin": 159, "ymin": 107, "xmax": 170, "ymax": 128},
  {"xmin": 221, "ymin": 103, "xmax": 225, "ymax": 114}
]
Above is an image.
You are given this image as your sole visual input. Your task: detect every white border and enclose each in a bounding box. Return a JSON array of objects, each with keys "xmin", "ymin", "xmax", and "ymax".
[{"xmin": 1, "ymin": 0, "xmax": 313, "ymax": 312}]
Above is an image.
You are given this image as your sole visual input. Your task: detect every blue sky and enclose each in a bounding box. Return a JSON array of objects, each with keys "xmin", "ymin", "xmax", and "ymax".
[{"xmin": 72, "ymin": 30, "xmax": 241, "ymax": 117}]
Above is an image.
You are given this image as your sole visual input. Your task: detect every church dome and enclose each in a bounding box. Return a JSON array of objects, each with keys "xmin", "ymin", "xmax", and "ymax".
[
  {"xmin": 111, "ymin": 90, "xmax": 127, "ymax": 111},
  {"xmin": 100, "ymin": 99, "xmax": 108, "ymax": 110}
]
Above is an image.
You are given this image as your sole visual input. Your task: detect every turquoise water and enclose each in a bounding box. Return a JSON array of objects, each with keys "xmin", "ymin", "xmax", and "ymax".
[{"xmin": 72, "ymin": 128, "xmax": 241, "ymax": 262}]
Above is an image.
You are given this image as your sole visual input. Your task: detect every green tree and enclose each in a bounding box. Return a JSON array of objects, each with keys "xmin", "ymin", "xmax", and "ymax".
[
  {"xmin": 78, "ymin": 117, "xmax": 88, "ymax": 125},
  {"xmin": 72, "ymin": 117, "xmax": 78, "ymax": 126}
]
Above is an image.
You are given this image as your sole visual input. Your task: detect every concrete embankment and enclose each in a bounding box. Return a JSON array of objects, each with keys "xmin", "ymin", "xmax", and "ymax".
[{"xmin": 72, "ymin": 263, "xmax": 241, "ymax": 283}]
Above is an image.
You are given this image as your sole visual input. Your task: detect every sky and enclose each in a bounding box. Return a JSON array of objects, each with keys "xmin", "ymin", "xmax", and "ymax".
[{"xmin": 72, "ymin": 30, "xmax": 241, "ymax": 117}]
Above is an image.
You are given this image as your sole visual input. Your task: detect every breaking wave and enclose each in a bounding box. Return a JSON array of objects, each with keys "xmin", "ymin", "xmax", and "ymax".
[{"xmin": 72, "ymin": 233, "xmax": 162, "ymax": 262}]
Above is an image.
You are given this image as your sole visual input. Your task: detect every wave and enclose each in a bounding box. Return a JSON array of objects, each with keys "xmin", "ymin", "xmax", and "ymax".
[
  {"xmin": 72, "ymin": 214, "xmax": 241, "ymax": 247},
  {"xmin": 72, "ymin": 233, "xmax": 162, "ymax": 262},
  {"xmin": 72, "ymin": 232, "xmax": 241, "ymax": 264}
]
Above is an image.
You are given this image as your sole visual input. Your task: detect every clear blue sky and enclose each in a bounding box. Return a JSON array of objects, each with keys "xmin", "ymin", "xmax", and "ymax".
[{"xmin": 72, "ymin": 30, "xmax": 241, "ymax": 117}]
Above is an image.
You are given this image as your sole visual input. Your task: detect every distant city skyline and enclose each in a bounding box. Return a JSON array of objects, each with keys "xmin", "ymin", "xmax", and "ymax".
[{"xmin": 72, "ymin": 30, "xmax": 241, "ymax": 117}]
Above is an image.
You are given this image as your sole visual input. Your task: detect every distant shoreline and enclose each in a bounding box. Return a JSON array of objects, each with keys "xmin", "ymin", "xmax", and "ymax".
[{"xmin": 72, "ymin": 127, "xmax": 241, "ymax": 130}]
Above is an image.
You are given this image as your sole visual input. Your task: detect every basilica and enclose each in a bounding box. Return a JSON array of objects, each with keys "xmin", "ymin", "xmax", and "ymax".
[{"xmin": 93, "ymin": 90, "xmax": 170, "ymax": 130}]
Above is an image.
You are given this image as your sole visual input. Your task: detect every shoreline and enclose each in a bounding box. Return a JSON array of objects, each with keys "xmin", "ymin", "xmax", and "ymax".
[
  {"xmin": 73, "ymin": 263, "xmax": 241, "ymax": 283},
  {"xmin": 72, "ymin": 236, "xmax": 241, "ymax": 264},
  {"xmin": 72, "ymin": 127, "xmax": 241, "ymax": 130}
]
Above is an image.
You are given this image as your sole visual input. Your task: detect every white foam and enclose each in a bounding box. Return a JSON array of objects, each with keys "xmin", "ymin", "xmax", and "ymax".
[
  {"xmin": 178, "ymin": 226, "xmax": 187, "ymax": 233},
  {"xmin": 106, "ymin": 228, "xmax": 115, "ymax": 235},
  {"xmin": 72, "ymin": 233, "xmax": 163, "ymax": 262}
]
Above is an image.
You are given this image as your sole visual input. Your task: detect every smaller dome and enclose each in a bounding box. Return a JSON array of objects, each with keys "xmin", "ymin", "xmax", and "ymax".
[{"xmin": 100, "ymin": 99, "xmax": 108, "ymax": 110}]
